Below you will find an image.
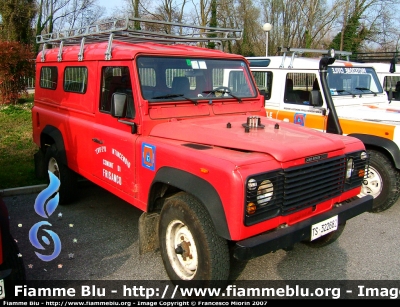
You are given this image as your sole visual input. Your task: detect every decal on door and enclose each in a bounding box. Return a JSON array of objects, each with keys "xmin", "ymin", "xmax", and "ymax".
[
  {"xmin": 142, "ymin": 143, "xmax": 156, "ymax": 171},
  {"xmin": 94, "ymin": 145, "xmax": 130, "ymax": 185},
  {"xmin": 294, "ymin": 113, "xmax": 306, "ymax": 126}
]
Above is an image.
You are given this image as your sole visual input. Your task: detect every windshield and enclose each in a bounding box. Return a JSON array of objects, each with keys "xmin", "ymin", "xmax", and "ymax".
[
  {"xmin": 137, "ymin": 56, "xmax": 257, "ymax": 103},
  {"xmin": 327, "ymin": 66, "xmax": 383, "ymax": 96}
]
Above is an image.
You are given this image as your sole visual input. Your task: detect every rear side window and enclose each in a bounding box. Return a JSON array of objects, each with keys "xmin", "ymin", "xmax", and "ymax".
[
  {"xmin": 64, "ymin": 67, "xmax": 88, "ymax": 93},
  {"xmin": 40, "ymin": 66, "xmax": 58, "ymax": 90}
]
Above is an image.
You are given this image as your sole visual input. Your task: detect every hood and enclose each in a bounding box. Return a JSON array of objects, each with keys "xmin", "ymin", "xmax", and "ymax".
[
  {"xmin": 336, "ymin": 104, "xmax": 400, "ymax": 124},
  {"xmin": 150, "ymin": 115, "xmax": 347, "ymax": 162}
]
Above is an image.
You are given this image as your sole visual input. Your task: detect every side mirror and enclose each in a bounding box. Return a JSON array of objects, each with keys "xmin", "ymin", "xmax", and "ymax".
[
  {"xmin": 309, "ymin": 90, "xmax": 323, "ymax": 107},
  {"xmin": 111, "ymin": 93, "xmax": 127, "ymax": 118},
  {"xmin": 390, "ymin": 57, "xmax": 397, "ymax": 73},
  {"xmin": 259, "ymin": 88, "xmax": 270, "ymax": 100}
]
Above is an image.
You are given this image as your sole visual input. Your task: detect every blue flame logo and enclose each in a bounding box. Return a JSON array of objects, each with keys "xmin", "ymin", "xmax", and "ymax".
[{"xmin": 29, "ymin": 171, "xmax": 62, "ymax": 261}]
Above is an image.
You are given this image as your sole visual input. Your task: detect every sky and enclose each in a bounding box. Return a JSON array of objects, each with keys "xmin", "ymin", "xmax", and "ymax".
[{"xmin": 98, "ymin": 0, "xmax": 126, "ymax": 13}]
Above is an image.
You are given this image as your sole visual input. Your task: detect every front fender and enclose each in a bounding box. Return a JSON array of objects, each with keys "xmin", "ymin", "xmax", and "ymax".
[
  {"xmin": 348, "ymin": 134, "xmax": 400, "ymax": 169},
  {"xmin": 152, "ymin": 167, "xmax": 231, "ymax": 240}
]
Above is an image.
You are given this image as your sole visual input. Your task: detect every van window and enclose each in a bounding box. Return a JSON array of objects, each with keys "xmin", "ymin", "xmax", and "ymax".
[
  {"xmin": 252, "ymin": 71, "xmax": 273, "ymax": 100},
  {"xmin": 284, "ymin": 72, "xmax": 318, "ymax": 105},
  {"xmin": 327, "ymin": 66, "xmax": 383, "ymax": 95},
  {"xmin": 40, "ymin": 66, "xmax": 58, "ymax": 90},
  {"xmin": 64, "ymin": 67, "xmax": 88, "ymax": 93}
]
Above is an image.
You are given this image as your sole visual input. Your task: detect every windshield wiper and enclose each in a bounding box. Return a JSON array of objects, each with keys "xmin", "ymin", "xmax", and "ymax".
[
  {"xmin": 336, "ymin": 89, "xmax": 358, "ymax": 97},
  {"xmin": 151, "ymin": 94, "xmax": 199, "ymax": 105},
  {"xmin": 203, "ymin": 89, "xmax": 242, "ymax": 102},
  {"xmin": 355, "ymin": 87, "xmax": 378, "ymax": 96}
]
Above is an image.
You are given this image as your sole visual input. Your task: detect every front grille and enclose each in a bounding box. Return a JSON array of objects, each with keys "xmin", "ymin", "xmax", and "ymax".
[
  {"xmin": 282, "ymin": 156, "xmax": 346, "ymax": 214},
  {"xmin": 245, "ymin": 151, "xmax": 368, "ymax": 225}
]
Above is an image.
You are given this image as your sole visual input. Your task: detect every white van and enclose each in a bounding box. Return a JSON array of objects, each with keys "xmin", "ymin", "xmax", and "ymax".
[{"xmin": 248, "ymin": 49, "xmax": 400, "ymax": 213}]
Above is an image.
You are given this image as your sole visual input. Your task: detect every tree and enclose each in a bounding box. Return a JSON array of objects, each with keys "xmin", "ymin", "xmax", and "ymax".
[
  {"xmin": 34, "ymin": 0, "xmax": 104, "ymax": 54},
  {"xmin": 329, "ymin": 0, "xmax": 400, "ymax": 53},
  {"xmin": 207, "ymin": 0, "xmax": 216, "ymax": 49},
  {"xmin": 0, "ymin": 41, "xmax": 34, "ymax": 104},
  {"xmin": 0, "ymin": 0, "xmax": 36, "ymax": 44}
]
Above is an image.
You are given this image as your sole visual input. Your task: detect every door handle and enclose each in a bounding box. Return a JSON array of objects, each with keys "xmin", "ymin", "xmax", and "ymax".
[{"xmin": 92, "ymin": 138, "xmax": 103, "ymax": 144}]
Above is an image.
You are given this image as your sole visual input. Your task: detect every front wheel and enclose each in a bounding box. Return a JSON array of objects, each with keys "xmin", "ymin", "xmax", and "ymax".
[
  {"xmin": 159, "ymin": 192, "xmax": 230, "ymax": 286},
  {"xmin": 359, "ymin": 150, "xmax": 400, "ymax": 213}
]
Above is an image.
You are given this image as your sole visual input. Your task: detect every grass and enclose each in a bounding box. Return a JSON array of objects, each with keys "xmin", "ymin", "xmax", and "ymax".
[{"xmin": 0, "ymin": 95, "xmax": 47, "ymax": 190}]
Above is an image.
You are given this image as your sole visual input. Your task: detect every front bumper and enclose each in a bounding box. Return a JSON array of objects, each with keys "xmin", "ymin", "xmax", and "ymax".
[{"xmin": 233, "ymin": 195, "xmax": 373, "ymax": 261}]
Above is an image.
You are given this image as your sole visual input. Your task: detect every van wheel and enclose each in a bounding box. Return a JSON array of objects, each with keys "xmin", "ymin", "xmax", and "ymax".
[
  {"xmin": 302, "ymin": 223, "xmax": 346, "ymax": 248},
  {"xmin": 45, "ymin": 144, "xmax": 77, "ymax": 205},
  {"xmin": 359, "ymin": 150, "xmax": 400, "ymax": 213},
  {"xmin": 159, "ymin": 192, "xmax": 230, "ymax": 286}
]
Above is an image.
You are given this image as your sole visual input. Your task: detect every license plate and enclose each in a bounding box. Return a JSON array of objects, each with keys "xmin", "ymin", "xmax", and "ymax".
[
  {"xmin": 0, "ymin": 279, "xmax": 4, "ymax": 299},
  {"xmin": 311, "ymin": 215, "xmax": 338, "ymax": 241}
]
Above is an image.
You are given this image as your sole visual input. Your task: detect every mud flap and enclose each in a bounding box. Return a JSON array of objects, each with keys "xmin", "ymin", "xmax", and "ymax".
[
  {"xmin": 34, "ymin": 149, "xmax": 46, "ymax": 179},
  {"xmin": 138, "ymin": 212, "xmax": 160, "ymax": 254}
]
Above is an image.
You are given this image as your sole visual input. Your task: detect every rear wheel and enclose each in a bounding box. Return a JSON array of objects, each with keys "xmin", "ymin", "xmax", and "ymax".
[
  {"xmin": 45, "ymin": 144, "xmax": 78, "ymax": 205},
  {"xmin": 159, "ymin": 192, "xmax": 230, "ymax": 286},
  {"xmin": 359, "ymin": 150, "xmax": 400, "ymax": 213}
]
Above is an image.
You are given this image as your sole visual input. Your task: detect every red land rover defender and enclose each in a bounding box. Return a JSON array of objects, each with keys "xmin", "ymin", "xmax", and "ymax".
[{"xmin": 32, "ymin": 18, "xmax": 373, "ymax": 285}]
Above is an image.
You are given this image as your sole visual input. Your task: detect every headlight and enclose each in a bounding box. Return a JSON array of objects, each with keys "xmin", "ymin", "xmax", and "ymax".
[
  {"xmin": 344, "ymin": 151, "xmax": 369, "ymax": 191},
  {"xmin": 346, "ymin": 157, "xmax": 354, "ymax": 179},
  {"xmin": 245, "ymin": 172, "xmax": 283, "ymax": 225},
  {"xmin": 257, "ymin": 180, "xmax": 273, "ymax": 205}
]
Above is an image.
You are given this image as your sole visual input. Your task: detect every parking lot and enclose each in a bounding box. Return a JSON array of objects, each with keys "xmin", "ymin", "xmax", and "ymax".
[{"xmin": 3, "ymin": 180, "xmax": 400, "ymax": 282}]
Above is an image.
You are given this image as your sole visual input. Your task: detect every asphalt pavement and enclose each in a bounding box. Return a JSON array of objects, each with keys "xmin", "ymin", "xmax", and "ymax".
[{"xmin": 2, "ymin": 181, "xmax": 400, "ymax": 282}]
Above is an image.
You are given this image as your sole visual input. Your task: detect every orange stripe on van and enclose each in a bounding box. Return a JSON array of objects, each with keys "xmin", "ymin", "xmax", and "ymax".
[
  {"xmin": 271, "ymin": 110, "xmax": 326, "ymax": 130},
  {"xmin": 340, "ymin": 118, "xmax": 395, "ymax": 139},
  {"xmin": 269, "ymin": 108, "xmax": 395, "ymax": 141},
  {"xmin": 343, "ymin": 62, "xmax": 353, "ymax": 67}
]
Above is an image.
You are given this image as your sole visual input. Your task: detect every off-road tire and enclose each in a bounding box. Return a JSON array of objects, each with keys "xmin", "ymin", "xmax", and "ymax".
[
  {"xmin": 45, "ymin": 144, "xmax": 78, "ymax": 205},
  {"xmin": 360, "ymin": 150, "xmax": 400, "ymax": 213},
  {"xmin": 302, "ymin": 222, "xmax": 346, "ymax": 248},
  {"xmin": 159, "ymin": 192, "xmax": 230, "ymax": 287}
]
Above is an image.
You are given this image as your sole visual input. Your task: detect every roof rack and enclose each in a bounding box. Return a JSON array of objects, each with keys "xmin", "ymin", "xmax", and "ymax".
[
  {"xmin": 37, "ymin": 17, "xmax": 243, "ymax": 61},
  {"xmin": 350, "ymin": 51, "xmax": 399, "ymax": 63},
  {"xmin": 276, "ymin": 47, "xmax": 352, "ymax": 69}
]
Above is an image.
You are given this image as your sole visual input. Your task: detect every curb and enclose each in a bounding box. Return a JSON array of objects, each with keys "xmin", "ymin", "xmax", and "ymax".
[{"xmin": 0, "ymin": 184, "xmax": 47, "ymax": 197}]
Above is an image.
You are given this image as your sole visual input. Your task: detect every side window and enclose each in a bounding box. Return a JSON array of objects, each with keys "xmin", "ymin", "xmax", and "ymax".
[
  {"xmin": 383, "ymin": 76, "xmax": 400, "ymax": 100},
  {"xmin": 40, "ymin": 66, "xmax": 58, "ymax": 90},
  {"xmin": 64, "ymin": 67, "xmax": 87, "ymax": 93},
  {"xmin": 100, "ymin": 66, "xmax": 135, "ymax": 118},
  {"xmin": 284, "ymin": 73, "xmax": 318, "ymax": 105},
  {"xmin": 252, "ymin": 71, "xmax": 272, "ymax": 100}
]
